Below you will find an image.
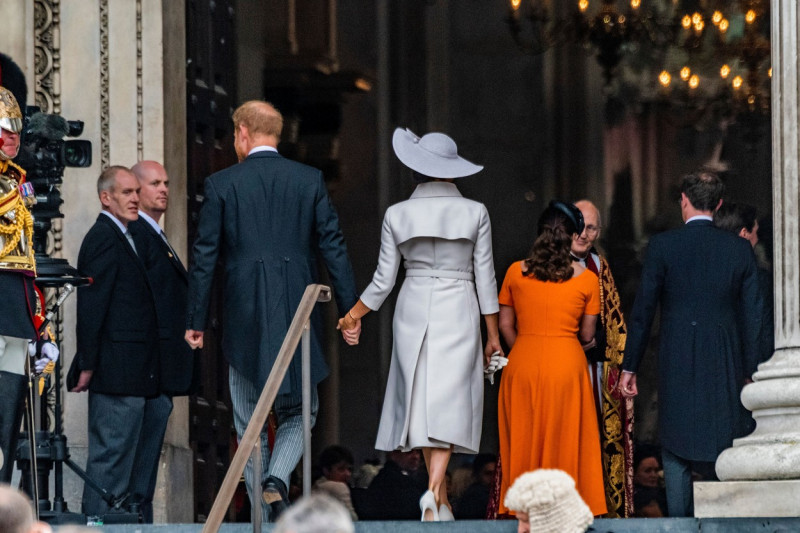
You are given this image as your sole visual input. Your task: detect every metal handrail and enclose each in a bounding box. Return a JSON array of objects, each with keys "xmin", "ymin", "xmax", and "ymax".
[{"xmin": 202, "ymin": 283, "xmax": 331, "ymax": 533}]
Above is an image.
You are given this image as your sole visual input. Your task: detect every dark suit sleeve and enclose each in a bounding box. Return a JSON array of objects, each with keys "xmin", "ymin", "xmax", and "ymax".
[
  {"xmin": 76, "ymin": 232, "xmax": 118, "ymax": 371},
  {"xmin": 312, "ymin": 173, "xmax": 358, "ymax": 313},
  {"xmin": 186, "ymin": 177, "xmax": 223, "ymax": 330},
  {"xmin": 622, "ymin": 240, "xmax": 665, "ymax": 373},
  {"xmin": 738, "ymin": 244, "xmax": 763, "ymax": 377}
]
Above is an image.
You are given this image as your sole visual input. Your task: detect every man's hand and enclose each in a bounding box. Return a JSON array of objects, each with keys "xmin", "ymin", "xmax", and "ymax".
[
  {"xmin": 70, "ymin": 370, "xmax": 93, "ymax": 393},
  {"xmin": 185, "ymin": 329, "xmax": 204, "ymax": 349},
  {"xmin": 619, "ymin": 371, "xmax": 638, "ymax": 397}
]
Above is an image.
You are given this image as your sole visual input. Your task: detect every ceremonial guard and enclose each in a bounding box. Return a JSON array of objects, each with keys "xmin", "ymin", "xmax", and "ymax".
[{"xmin": 0, "ymin": 86, "xmax": 57, "ymax": 480}]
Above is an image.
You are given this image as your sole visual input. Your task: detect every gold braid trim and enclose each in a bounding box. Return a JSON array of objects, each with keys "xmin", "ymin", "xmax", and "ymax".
[
  {"xmin": 597, "ymin": 255, "xmax": 634, "ymax": 517},
  {"xmin": 0, "ymin": 192, "xmax": 32, "ymax": 257}
]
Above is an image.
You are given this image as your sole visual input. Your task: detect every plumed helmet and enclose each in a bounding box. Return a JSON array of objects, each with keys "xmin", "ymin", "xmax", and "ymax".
[{"xmin": 0, "ymin": 86, "xmax": 23, "ymax": 134}]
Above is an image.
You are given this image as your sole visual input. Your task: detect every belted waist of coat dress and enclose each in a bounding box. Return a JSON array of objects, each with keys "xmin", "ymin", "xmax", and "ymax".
[{"xmin": 405, "ymin": 268, "xmax": 474, "ymax": 281}]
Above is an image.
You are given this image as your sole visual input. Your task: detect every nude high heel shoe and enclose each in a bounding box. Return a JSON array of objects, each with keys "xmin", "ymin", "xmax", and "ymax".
[
  {"xmin": 419, "ymin": 490, "xmax": 439, "ymax": 522},
  {"xmin": 438, "ymin": 503, "xmax": 455, "ymax": 521}
]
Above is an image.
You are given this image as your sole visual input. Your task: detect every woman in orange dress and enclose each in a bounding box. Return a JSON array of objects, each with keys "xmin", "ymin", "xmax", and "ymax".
[{"xmin": 496, "ymin": 201, "xmax": 607, "ymax": 517}]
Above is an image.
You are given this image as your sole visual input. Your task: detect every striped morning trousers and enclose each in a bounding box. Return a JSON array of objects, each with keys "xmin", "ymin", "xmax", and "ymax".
[{"xmin": 229, "ymin": 365, "xmax": 319, "ymax": 522}]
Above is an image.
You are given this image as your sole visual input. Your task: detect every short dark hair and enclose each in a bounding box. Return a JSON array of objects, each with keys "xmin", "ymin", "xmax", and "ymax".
[
  {"xmin": 714, "ymin": 202, "xmax": 757, "ymax": 235},
  {"xmin": 318, "ymin": 445, "xmax": 354, "ymax": 472},
  {"xmin": 680, "ymin": 171, "xmax": 725, "ymax": 212}
]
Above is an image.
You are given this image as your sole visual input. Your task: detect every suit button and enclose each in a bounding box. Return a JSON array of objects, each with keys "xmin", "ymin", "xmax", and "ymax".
[{"xmin": 691, "ymin": 321, "xmax": 697, "ymax": 326}]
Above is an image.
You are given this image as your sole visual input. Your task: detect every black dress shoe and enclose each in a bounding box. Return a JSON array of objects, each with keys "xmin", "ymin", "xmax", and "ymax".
[{"xmin": 262, "ymin": 476, "xmax": 289, "ymax": 520}]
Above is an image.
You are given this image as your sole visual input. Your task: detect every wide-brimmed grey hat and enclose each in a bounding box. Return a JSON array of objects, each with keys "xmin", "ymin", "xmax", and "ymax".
[{"xmin": 392, "ymin": 127, "xmax": 483, "ymax": 178}]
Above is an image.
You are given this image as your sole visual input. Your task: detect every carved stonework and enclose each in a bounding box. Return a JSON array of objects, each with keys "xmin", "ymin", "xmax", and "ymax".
[
  {"xmin": 99, "ymin": 0, "xmax": 110, "ymax": 169},
  {"xmin": 33, "ymin": 0, "xmax": 60, "ymax": 114},
  {"xmin": 136, "ymin": 0, "xmax": 143, "ymax": 160}
]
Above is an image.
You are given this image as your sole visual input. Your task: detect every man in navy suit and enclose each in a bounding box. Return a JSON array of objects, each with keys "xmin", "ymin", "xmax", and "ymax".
[
  {"xmin": 72, "ymin": 166, "xmax": 161, "ymax": 518},
  {"xmin": 185, "ymin": 101, "xmax": 358, "ymax": 521},
  {"xmin": 619, "ymin": 171, "xmax": 761, "ymax": 517},
  {"xmin": 127, "ymin": 160, "xmax": 194, "ymax": 522}
]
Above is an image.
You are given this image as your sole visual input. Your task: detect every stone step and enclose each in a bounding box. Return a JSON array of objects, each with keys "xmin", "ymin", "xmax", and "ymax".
[{"xmin": 48, "ymin": 517, "xmax": 800, "ymax": 532}]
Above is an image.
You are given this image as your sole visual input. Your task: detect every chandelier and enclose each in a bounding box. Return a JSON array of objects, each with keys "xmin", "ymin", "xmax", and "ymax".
[{"xmin": 506, "ymin": 0, "xmax": 771, "ymax": 116}]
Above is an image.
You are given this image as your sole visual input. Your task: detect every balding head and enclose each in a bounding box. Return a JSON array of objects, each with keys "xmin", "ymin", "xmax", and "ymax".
[
  {"xmin": 572, "ymin": 200, "xmax": 601, "ymax": 258},
  {"xmin": 131, "ymin": 160, "xmax": 169, "ymax": 220}
]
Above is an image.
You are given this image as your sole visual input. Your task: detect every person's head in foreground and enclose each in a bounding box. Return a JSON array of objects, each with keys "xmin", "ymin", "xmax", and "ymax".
[
  {"xmin": 0, "ymin": 483, "xmax": 52, "ymax": 533},
  {"xmin": 273, "ymin": 493, "xmax": 354, "ymax": 533},
  {"xmin": 504, "ymin": 469, "xmax": 593, "ymax": 533}
]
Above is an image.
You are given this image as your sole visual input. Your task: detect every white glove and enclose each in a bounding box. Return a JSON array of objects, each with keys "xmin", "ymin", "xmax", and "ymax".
[
  {"xmin": 484, "ymin": 351, "xmax": 508, "ymax": 385},
  {"xmin": 34, "ymin": 342, "xmax": 59, "ymax": 374}
]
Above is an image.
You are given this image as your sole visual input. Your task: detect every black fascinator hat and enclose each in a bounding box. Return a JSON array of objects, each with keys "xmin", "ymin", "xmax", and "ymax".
[{"xmin": 539, "ymin": 200, "xmax": 585, "ymax": 236}]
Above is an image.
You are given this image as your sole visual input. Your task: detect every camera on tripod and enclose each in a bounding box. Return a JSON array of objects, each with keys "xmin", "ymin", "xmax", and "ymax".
[{"xmin": 14, "ymin": 106, "xmax": 92, "ymax": 278}]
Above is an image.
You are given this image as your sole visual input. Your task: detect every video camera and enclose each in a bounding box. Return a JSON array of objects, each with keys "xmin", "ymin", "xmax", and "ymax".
[{"xmin": 13, "ymin": 106, "xmax": 92, "ymax": 279}]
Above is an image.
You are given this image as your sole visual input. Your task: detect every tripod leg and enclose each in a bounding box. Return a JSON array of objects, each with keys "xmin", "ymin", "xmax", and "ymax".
[{"xmin": 0, "ymin": 370, "xmax": 26, "ymax": 483}]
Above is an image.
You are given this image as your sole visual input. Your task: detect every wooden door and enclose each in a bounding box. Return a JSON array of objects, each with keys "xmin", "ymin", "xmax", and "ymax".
[{"xmin": 185, "ymin": 0, "xmax": 239, "ymax": 522}]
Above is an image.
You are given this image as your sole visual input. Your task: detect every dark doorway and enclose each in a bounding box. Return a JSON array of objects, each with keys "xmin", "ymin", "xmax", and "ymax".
[{"xmin": 185, "ymin": 0, "xmax": 239, "ymax": 522}]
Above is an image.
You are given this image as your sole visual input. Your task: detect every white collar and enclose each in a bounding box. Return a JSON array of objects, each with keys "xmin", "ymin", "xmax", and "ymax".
[
  {"xmin": 100, "ymin": 210, "xmax": 128, "ymax": 233},
  {"xmin": 686, "ymin": 215, "xmax": 713, "ymax": 224},
  {"xmin": 248, "ymin": 145, "xmax": 278, "ymax": 156},
  {"xmin": 409, "ymin": 181, "xmax": 462, "ymax": 199},
  {"xmin": 138, "ymin": 210, "xmax": 162, "ymax": 234}
]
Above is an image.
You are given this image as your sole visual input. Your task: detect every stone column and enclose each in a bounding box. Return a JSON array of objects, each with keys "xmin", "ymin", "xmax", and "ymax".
[{"xmin": 694, "ymin": 0, "xmax": 800, "ymax": 517}]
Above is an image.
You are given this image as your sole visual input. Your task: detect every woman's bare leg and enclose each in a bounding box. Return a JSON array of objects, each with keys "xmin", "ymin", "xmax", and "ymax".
[{"xmin": 423, "ymin": 445, "xmax": 454, "ymax": 509}]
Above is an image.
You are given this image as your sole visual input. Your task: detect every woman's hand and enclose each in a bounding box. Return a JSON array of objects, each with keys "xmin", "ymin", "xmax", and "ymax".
[
  {"xmin": 337, "ymin": 315, "xmax": 361, "ymax": 345},
  {"xmin": 581, "ymin": 337, "xmax": 597, "ymax": 351},
  {"xmin": 484, "ymin": 337, "xmax": 503, "ymax": 366}
]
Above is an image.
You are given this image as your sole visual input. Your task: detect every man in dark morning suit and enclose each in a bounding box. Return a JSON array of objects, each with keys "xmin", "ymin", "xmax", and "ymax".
[
  {"xmin": 619, "ymin": 171, "xmax": 762, "ymax": 517},
  {"xmin": 71, "ymin": 166, "xmax": 161, "ymax": 518},
  {"xmin": 185, "ymin": 101, "xmax": 359, "ymax": 521},
  {"xmin": 127, "ymin": 160, "xmax": 194, "ymax": 522}
]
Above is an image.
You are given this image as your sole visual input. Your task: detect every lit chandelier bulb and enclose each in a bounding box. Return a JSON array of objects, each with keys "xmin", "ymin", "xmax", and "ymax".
[
  {"xmin": 769, "ymin": 67, "xmax": 772, "ymax": 78},
  {"xmin": 732, "ymin": 76, "xmax": 744, "ymax": 90},
  {"xmin": 682, "ymin": 15, "xmax": 692, "ymax": 29},
  {"xmin": 511, "ymin": 0, "xmax": 522, "ymax": 10},
  {"xmin": 694, "ymin": 20, "xmax": 705, "ymax": 32},
  {"xmin": 711, "ymin": 11, "xmax": 723, "ymax": 25},
  {"xmin": 680, "ymin": 66, "xmax": 691, "ymax": 81},
  {"xmin": 659, "ymin": 70, "xmax": 672, "ymax": 87},
  {"xmin": 631, "ymin": 0, "xmax": 641, "ymax": 9},
  {"xmin": 689, "ymin": 75, "xmax": 699, "ymax": 89},
  {"xmin": 579, "ymin": 0, "xmax": 589, "ymax": 12},
  {"xmin": 719, "ymin": 19, "xmax": 729, "ymax": 33},
  {"xmin": 692, "ymin": 12, "xmax": 703, "ymax": 25},
  {"xmin": 720, "ymin": 64, "xmax": 731, "ymax": 78},
  {"xmin": 748, "ymin": 94, "xmax": 756, "ymax": 105},
  {"xmin": 745, "ymin": 9, "xmax": 757, "ymax": 24}
]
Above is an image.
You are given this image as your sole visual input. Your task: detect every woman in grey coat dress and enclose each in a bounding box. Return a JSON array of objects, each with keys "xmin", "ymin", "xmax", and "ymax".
[{"xmin": 338, "ymin": 128, "xmax": 502, "ymax": 522}]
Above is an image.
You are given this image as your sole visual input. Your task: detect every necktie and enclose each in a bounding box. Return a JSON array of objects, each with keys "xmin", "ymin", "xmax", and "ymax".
[
  {"xmin": 160, "ymin": 230, "xmax": 178, "ymax": 260},
  {"xmin": 125, "ymin": 230, "xmax": 137, "ymax": 255},
  {"xmin": 585, "ymin": 255, "xmax": 599, "ymax": 275}
]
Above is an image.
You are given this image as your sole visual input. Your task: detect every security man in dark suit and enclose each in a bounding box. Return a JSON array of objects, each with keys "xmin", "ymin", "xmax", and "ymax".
[
  {"xmin": 185, "ymin": 100, "xmax": 359, "ymax": 521},
  {"xmin": 71, "ymin": 166, "xmax": 160, "ymax": 518},
  {"xmin": 126, "ymin": 160, "xmax": 194, "ymax": 522},
  {"xmin": 620, "ymin": 171, "xmax": 761, "ymax": 517}
]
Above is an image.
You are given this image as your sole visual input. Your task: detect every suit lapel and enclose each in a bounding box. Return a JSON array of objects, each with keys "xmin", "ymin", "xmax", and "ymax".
[
  {"xmin": 140, "ymin": 219, "xmax": 188, "ymax": 280},
  {"xmin": 97, "ymin": 214, "xmax": 152, "ymax": 283}
]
